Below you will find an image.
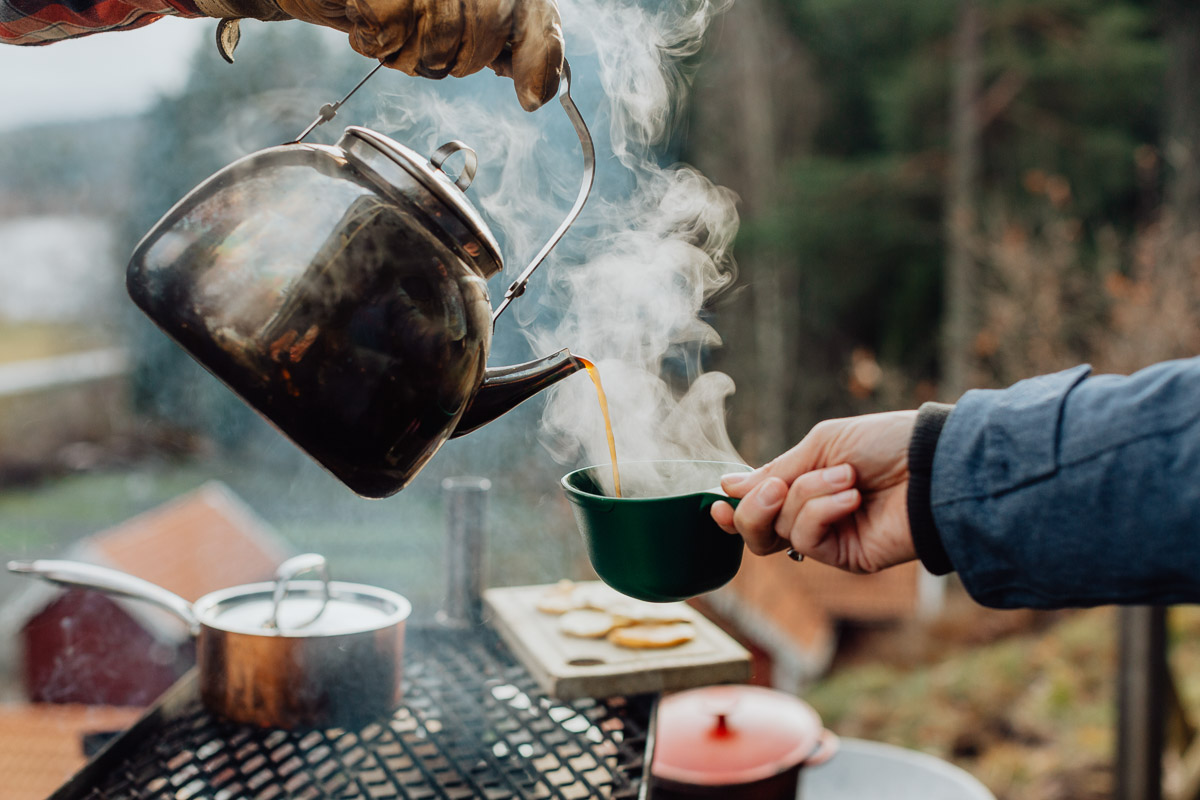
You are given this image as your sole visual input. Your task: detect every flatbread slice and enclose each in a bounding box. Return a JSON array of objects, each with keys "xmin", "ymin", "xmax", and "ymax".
[
  {"xmin": 601, "ymin": 599, "xmax": 691, "ymax": 625},
  {"xmin": 607, "ymin": 622, "xmax": 696, "ymax": 649},
  {"xmin": 536, "ymin": 580, "xmax": 588, "ymax": 615},
  {"xmin": 559, "ymin": 609, "xmax": 623, "ymax": 639}
]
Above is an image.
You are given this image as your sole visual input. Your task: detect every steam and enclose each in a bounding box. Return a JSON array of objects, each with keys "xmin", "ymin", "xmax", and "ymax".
[
  {"xmin": 370, "ymin": 0, "xmax": 744, "ymax": 497},
  {"xmin": 531, "ymin": 0, "xmax": 745, "ymax": 494}
]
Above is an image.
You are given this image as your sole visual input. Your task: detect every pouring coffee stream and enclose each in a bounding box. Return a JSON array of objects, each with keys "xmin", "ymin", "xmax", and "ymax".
[
  {"xmin": 576, "ymin": 355, "xmax": 622, "ymax": 497},
  {"xmin": 127, "ymin": 59, "xmax": 599, "ymax": 497}
]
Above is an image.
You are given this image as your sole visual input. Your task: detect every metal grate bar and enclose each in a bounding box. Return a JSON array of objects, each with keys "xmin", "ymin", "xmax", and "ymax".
[{"xmin": 51, "ymin": 628, "xmax": 649, "ymax": 800}]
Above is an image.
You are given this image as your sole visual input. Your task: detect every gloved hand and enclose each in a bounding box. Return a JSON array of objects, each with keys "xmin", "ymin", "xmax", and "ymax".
[{"xmin": 271, "ymin": 0, "xmax": 563, "ymax": 111}]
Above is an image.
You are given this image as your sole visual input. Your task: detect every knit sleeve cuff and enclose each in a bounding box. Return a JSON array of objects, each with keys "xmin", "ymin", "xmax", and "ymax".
[{"xmin": 907, "ymin": 401, "xmax": 955, "ymax": 575}]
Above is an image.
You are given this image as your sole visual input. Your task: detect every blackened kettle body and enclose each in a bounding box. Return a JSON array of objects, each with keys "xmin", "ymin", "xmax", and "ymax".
[{"xmin": 127, "ymin": 70, "xmax": 593, "ymax": 498}]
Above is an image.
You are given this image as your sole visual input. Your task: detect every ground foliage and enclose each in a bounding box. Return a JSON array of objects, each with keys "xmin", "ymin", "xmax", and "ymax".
[{"xmin": 808, "ymin": 597, "xmax": 1200, "ymax": 799}]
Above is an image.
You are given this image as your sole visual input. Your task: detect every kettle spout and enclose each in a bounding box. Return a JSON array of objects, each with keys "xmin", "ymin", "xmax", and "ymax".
[{"xmin": 452, "ymin": 349, "xmax": 583, "ymax": 437}]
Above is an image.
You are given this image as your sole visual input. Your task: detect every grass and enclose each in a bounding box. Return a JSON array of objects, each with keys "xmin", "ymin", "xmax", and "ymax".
[
  {"xmin": 803, "ymin": 603, "xmax": 1200, "ymax": 800},
  {"xmin": 804, "ymin": 607, "xmax": 1117, "ymax": 799},
  {"xmin": 0, "ymin": 321, "xmax": 117, "ymax": 364}
]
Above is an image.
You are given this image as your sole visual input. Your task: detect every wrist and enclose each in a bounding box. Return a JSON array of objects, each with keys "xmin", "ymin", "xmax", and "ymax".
[{"xmin": 906, "ymin": 401, "xmax": 955, "ymax": 575}]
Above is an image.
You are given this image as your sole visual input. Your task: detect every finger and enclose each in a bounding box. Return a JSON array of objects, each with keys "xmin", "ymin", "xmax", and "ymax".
[
  {"xmin": 412, "ymin": 0, "xmax": 464, "ymax": 77},
  {"xmin": 731, "ymin": 477, "xmax": 790, "ymax": 556},
  {"xmin": 753, "ymin": 420, "xmax": 846, "ymax": 487},
  {"xmin": 504, "ymin": 0, "xmax": 563, "ymax": 110},
  {"xmin": 784, "ymin": 489, "xmax": 862, "ymax": 557},
  {"xmin": 347, "ymin": 0, "xmax": 415, "ymax": 61},
  {"xmin": 775, "ymin": 464, "xmax": 856, "ymax": 537},
  {"xmin": 719, "ymin": 470, "xmax": 759, "ymax": 498},
  {"xmin": 719, "ymin": 429, "xmax": 835, "ymax": 500},
  {"xmin": 452, "ymin": 0, "xmax": 513, "ymax": 77},
  {"xmin": 489, "ymin": 45, "xmax": 512, "ymax": 77}
]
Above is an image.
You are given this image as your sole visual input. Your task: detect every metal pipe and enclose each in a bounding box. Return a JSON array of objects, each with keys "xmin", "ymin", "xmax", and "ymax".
[
  {"xmin": 1116, "ymin": 605, "xmax": 1167, "ymax": 800},
  {"xmin": 438, "ymin": 476, "xmax": 491, "ymax": 628}
]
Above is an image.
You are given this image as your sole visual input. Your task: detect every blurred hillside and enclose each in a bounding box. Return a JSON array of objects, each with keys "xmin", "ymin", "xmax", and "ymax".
[{"xmin": 0, "ymin": 117, "xmax": 145, "ymax": 217}]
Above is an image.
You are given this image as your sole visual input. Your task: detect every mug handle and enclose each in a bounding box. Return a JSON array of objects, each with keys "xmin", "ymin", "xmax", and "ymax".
[{"xmin": 701, "ymin": 485, "xmax": 805, "ymax": 562}]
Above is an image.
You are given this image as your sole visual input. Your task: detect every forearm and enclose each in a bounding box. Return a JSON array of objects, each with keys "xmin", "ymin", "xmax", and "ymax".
[{"xmin": 925, "ymin": 357, "xmax": 1200, "ymax": 609}]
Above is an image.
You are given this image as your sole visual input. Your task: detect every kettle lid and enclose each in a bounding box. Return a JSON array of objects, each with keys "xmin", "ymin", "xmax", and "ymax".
[{"xmin": 338, "ymin": 126, "xmax": 503, "ymax": 278}]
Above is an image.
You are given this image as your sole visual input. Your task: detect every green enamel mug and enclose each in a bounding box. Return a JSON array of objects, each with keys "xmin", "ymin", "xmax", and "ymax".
[{"xmin": 561, "ymin": 460, "xmax": 751, "ymax": 603}]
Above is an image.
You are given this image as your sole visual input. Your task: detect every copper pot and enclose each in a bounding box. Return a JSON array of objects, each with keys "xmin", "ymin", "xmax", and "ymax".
[
  {"xmin": 649, "ymin": 685, "xmax": 838, "ymax": 799},
  {"xmin": 8, "ymin": 554, "xmax": 409, "ymax": 729}
]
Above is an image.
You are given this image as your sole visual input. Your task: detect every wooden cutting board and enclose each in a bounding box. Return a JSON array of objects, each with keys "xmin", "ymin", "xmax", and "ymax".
[{"xmin": 484, "ymin": 582, "xmax": 752, "ymax": 700}]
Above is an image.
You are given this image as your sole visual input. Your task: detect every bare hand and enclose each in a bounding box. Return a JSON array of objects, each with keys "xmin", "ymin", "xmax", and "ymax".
[
  {"xmin": 711, "ymin": 411, "xmax": 918, "ymax": 573},
  {"xmin": 275, "ymin": 0, "xmax": 563, "ymax": 110}
]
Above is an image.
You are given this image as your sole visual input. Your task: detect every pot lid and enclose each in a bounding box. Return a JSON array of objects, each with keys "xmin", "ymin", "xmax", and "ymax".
[
  {"xmin": 196, "ymin": 581, "xmax": 412, "ymax": 637},
  {"xmin": 337, "ymin": 126, "xmax": 503, "ymax": 279},
  {"xmin": 651, "ymin": 684, "xmax": 824, "ymax": 786}
]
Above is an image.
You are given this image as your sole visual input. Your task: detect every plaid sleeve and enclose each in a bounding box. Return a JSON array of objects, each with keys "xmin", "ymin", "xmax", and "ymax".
[{"xmin": 0, "ymin": 0, "xmax": 203, "ymax": 44}]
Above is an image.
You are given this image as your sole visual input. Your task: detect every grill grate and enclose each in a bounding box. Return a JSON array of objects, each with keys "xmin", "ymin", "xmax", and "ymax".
[{"xmin": 55, "ymin": 629, "xmax": 650, "ymax": 800}]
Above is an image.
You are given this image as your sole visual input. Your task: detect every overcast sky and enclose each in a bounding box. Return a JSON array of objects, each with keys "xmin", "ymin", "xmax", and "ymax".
[{"xmin": 0, "ymin": 17, "xmax": 206, "ymax": 132}]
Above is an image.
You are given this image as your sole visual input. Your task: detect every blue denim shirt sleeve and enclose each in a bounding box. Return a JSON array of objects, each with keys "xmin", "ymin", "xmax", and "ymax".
[{"xmin": 931, "ymin": 356, "xmax": 1200, "ymax": 609}]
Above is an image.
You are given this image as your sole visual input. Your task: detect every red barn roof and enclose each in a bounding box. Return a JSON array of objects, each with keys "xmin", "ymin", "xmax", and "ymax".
[
  {"xmin": 7, "ymin": 481, "xmax": 292, "ymax": 646},
  {"xmin": 79, "ymin": 480, "xmax": 290, "ymax": 603},
  {"xmin": 6, "ymin": 482, "xmax": 293, "ymax": 708}
]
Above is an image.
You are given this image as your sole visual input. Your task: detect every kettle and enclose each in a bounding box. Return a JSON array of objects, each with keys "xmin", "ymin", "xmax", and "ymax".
[{"xmin": 126, "ymin": 63, "xmax": 595, "ymax": 498}]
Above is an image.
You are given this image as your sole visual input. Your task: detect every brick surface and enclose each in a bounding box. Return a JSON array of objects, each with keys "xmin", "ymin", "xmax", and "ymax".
[{"xmin": 0, "ymin": 703, "xmax": 141, "ymax": 800}]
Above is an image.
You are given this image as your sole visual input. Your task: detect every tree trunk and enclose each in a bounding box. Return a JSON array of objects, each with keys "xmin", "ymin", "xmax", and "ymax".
[
  {"xmin": 690, "ymin": 0, "xmax": 817, "ymax": 461},
  {"xmin": 941, "ymin": 0, "xmax": 984, "ymax": 399},
  {"xmin": 1164, "ymin": 0, "xmax": 1200, "ymax": 228},
  {"xmin": 735, "ymin": 0, "xmax": 788, "ymax": 458}
]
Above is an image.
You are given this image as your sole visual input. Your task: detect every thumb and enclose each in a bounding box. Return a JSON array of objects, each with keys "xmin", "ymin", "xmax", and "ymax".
[
  {"xmin": 720, "ymin": 467, "xmax": 766, "ymax": 499},
  {"xmin": 504, "ymin": 0, "xmax": 562, "ymax": 110}
]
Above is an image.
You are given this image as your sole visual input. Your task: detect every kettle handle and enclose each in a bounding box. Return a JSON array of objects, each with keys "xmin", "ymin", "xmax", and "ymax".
[{"xmin": 491, "ymin": 58, "xmax": 596, "ymax": 324}]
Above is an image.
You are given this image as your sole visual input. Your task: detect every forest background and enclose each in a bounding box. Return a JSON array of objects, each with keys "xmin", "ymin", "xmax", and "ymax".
[{"xmin": 700, "ymin": 0, "xmax": 1200, "ymax": 459}]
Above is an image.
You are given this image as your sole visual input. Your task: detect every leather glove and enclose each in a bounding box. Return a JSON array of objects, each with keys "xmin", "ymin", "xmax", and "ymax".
[{"xmin": 198, "ymin": 0, "xmax": 563, "ymax": 111}]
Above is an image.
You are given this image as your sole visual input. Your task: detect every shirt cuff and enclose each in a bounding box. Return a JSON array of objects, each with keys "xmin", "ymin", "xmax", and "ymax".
[
  {"xmin": 907, "ymin": 402, "xmax": 955, "ymax": 575},
  {"xmin": 191, "ymin": 0, "xmax": 287, "ymax": 20}
]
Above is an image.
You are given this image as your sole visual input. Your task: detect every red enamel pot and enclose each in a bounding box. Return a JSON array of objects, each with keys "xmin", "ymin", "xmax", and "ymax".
[{"xmin": 649, "ymin": 685, "xmax": 838, "ymax": 799}]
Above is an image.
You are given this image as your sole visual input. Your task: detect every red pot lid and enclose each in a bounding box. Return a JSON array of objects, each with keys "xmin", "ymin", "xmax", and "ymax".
[{"xmin": 651, "ymin": 685, "xmax": 824, "ymax": 786}]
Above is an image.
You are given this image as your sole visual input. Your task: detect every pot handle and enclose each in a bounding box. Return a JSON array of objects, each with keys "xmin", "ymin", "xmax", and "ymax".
[
  {"xmin": 491, "ymin": 58, "xmax": 596, "ymax": 324},
  {"xmin": 7, "ymin": 559, "xmax": 200, "ymax": 633},
  {"xmin": 265, "ymin": 553, "xmax": 332, "ymax": 631},
  {"xmin": 803, "ymin": 729, "xmax": 840, "ymax": 767}
]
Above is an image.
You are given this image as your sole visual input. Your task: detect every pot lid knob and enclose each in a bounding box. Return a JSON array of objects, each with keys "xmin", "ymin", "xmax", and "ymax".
[
  {"xmin": 264, "ymin": 553, "xmax": 331, "ymax": 631},
  {"xmin": 699, "ymin": 687, "xmax": 740, "ymax": 735}
]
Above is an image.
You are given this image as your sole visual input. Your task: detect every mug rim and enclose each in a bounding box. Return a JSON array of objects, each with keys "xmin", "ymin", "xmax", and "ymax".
[{"xmin": 560, "ymin": 459, "xmax": 752, "ymax": 503}]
